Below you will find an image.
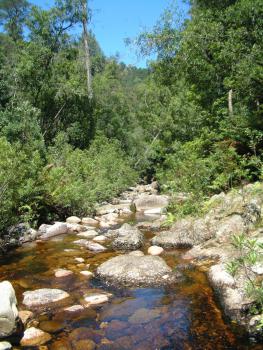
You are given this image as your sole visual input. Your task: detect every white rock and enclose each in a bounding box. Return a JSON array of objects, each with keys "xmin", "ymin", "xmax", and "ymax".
[
  {"xmin": 41, "ymin": 222, "xmax": 68, "ymax": 239},
  {"xmin": 80, "ymin": 271, "xmax": 94, "ymax": 277},
  {"xmin": 0, "ymin": 281, "xmax": 18, "ymax": 338},
  {"xmin": 66, "ymin": 216, "xmax": 81, "ymax": 224},
  {"xmin": 77, "ymin": 230, "xmax": 98, "ymax": 239},
  {"xmin": 209, "ymin": 264, "xmax": 235, "ymax": 287},
  {"xmin": 148, "ymin": 246, "xmax": 164, "ymax": 256},
  {"xmin": 64, "ymin": 305, "xmax": 84, "ymax": 312},
  {"xmin": 144, "ymin": 208, "xmax": 164, "ymax": 215},
  {"xmin": 128, "ymin": 250, "xmax": 144, "ymax": 257},
  {"xmin": 20, "ymin": 327, "xmax": 51, "ymax": 347},
  {"xmin": 81, "ymin": 217, "xmax": 98, "ymax": 226},
  {"xmin": 75, "ymin": 257, "xmax": 85, "ymax": 263},
  {"xmin": 55, "ymin": 269, "xmax": 73, "ymax": 278},
  {"xmin": 251, "ymin": 263, "xmax": 263, "ymax": 275},
  {"xmin": 84, "ymin": 294, "xmax": 110, "ymax": 305},
  {"xmin": 67, "ymin": 223, "xmax": 83, "ymax": 233},
  {"xmin": 73, "ymin": 239, "xmax": 88, "ymax": 246},
  {"xmin": 86, "ymin": 242, "xmax": 106, "ymax": 252},
  {"xmin": 0, "ymin": 342, "xmax": 12, "ymax": 350},
  {"xmin": 93, "ymin": 235, "xmax": 107, "ymax": 242},
  {"xmin": 23, "ymin": 289, "xmax": 69, "ymax": 307},
  {"xmin": 134, "ymin": 195, "xmax": 169, "ymax": 212}
]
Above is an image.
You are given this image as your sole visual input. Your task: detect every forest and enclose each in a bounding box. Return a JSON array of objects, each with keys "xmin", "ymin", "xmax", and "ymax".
[{"xmin": 0, "ymin": 0, "xmax": 262, "ymax": 233}]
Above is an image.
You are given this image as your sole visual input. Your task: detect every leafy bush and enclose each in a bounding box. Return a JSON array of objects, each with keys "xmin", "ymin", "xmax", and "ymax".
[
  {"xmin": 227, "ymin": 233, "xmax": 263, "ymax": 325},
  {"xmin": 42, "ymin": 133, "xmax": 137, "ymax": 216},
  {"xmin": 0, "ymin": 137, "xmax": 43, "ymax": 232}
]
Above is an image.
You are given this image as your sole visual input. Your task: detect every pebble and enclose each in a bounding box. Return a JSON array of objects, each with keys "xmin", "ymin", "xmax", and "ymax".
[
  {"xmin": 148, "ymin": 246, "xmax": 164, "ymax": 256},
  {"xmin": 80, "ymin": 271, "xmax": 94, "ymax": 277},
  {"xmin": 93, "ymin": 235, "xmax": 107, "ymax": 242},
  {"xmin": 75, "ymin": 257, "xmax": 85, "ymax": 263},
  {"xmin": 54, "ymin": 269, "xmax": 73, "ymax": 278}
]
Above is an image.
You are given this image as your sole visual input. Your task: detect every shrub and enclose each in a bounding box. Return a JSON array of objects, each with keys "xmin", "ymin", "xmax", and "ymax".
[
  {"xmin": 42, "ymin": 133, "xmax": 138, "ymax": 216},
  {"xmin": 0, "ymin": 137, "xmax": 43, "ymax": 232}
]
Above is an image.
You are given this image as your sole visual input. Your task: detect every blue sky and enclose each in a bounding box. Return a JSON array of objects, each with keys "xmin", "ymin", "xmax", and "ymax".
[{"xmin": 31, "ymin": 0, "xmax": 189, "ymax": 67}]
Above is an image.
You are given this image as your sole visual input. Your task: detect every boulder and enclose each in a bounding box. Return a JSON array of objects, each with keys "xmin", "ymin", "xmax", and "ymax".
[
  {"xmin": 96, "ymin": 254, "xmax": 179, "ymax": 287},
  {"xmin": 152, "ymin": 218, "xmax": 212, "ymax": 248},
  {"xmin": 81, "ymin": 217, "xmax": 98, "ymax": 226},
  {"xmin": 23, "ymin": 289, "xmax": 69, "ymax": 308},
  {"xmin": 20, "ymin": 327, "xmax": 51, "ymax": 347},
  {"xmin": 40, "ymin": 222, "xmax": 68, "ymax": 239},
  {"xmin": 112, "ymin": 224, "xmax": 144, "ymax": 251},
  {"xmin": 0, "ymin": 281, "xmax": 19, "ymax": 338},
  {"xmin": 214, "ymin": 215, "xmax": 245, "ymax": 242},
  {"xmin": 66, "ymin": 216, "xmax": 81, "ymax": 224},
  {"xmin": 133, "ymin": 195, "xmax": 169, "ymax": 212}
]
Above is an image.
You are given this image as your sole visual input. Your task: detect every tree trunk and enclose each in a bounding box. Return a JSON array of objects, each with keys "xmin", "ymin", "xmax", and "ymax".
[
  {"xmin": 228, "ymin": 89, "xmax": 233, "ymax": 116},
  {"xmin": 81, "ymin": 0, "xmax": 93, "ymax": 100}
]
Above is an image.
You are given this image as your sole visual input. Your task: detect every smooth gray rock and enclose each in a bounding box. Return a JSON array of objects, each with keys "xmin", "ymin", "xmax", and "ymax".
[
  {"xmin": 40, "ymin": 222, "xmax": 68, "ymax": 239},
  {"xmin": 133, "ymin": 194, "xmax": 169, "ymax": 212},
  {"xmin": 0, "ymin": 281, "xmax": 18, "ymax": 338},
  {"xmin": 23, "ymin": 289, "xmax": 69, "ymax": 308},
  {"xmin": 96, "ymin": 254, "xmax": 179, "ymax": 287}
]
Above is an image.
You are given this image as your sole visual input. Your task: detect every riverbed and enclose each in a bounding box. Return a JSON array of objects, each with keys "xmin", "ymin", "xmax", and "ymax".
[{"xmin": 0, "ymin": 213, "xmax": 261, "ymax": 349}]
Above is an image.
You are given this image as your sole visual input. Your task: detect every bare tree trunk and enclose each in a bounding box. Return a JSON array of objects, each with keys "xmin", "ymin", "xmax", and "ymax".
[
  {"xmin": 228, "ymin": 89, "xmax": 233, "ymax": 116},
  {"xmin": 81, "ymin": 0, "xmax": 93, "ymax": 100}
]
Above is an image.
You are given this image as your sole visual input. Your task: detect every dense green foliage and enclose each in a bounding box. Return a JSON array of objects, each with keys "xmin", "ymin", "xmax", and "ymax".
[{"xmin": 0, "ymin": 0, "xmax": 262, "ymax": 231}]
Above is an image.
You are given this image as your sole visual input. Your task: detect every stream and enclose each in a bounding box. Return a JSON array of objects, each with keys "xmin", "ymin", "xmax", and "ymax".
[{"xmin": 0, "ymin": 213, "xmax": 261, "ymax": 350}]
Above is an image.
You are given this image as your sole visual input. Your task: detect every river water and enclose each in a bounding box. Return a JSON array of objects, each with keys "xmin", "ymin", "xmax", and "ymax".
[{"xmin": 0, "ymin": 214, "xmax": 261, "ymax": 349}]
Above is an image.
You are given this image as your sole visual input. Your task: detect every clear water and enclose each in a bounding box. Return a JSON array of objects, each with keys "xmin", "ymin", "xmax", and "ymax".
[{"xmin": 0, "ymin": 215, "xmax": 261, "ymax": 350}]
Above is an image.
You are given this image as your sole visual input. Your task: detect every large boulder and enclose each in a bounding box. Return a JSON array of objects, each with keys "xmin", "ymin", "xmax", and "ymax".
[
  {"xmin": 40, "ymin": 222, "xmax": 68, "ymax": 239},
  {"xmin": 0, "ymin": 281, "xmax": 19, "ymax": 338},
  {"xmin": 23, "ymin": 289, "xmax": 69, "ymax": 308},
  {"xmin": 152, "ymin": 218, "xmax": 212, "ymax": 248},
  {"xmin": 112, "ymin": 224, "xmax": 144, "ymax": 250},
  {"xmin": 133, "ymin": 194, "xmax": 169, "ymax": 212},
  {"xmin": 96, "ymin": 254, "xmax": 179, "ymax": 287}
]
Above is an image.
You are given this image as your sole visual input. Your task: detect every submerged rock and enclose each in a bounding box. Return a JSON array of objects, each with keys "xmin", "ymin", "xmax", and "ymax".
[
  {"xmin": 84, "ymin": 293, "xmax": 111, "ymax": 306},
  {"xmin": 0, "ymin": 281, "xmax": 19, "ymax": 338},
  {"xmin": 20, "ymin": 327, "xmax": 51, "ymax": 347},
  {"xmin": 23, "ymin": 289, "xmax": 69, "ymax": 308},
  {"xmin": 96, "ymin": 254, "xmax": 178, "ymax": 287},
  {"xmin": 86, "ymin": 242, "xmax": 106, "ymax": 252}
]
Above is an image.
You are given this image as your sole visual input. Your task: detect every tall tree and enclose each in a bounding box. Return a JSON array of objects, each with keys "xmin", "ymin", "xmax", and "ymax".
[
  {"xmin": 0, "ymin": 0, "xmax": 29, "ymax": 41},
  {"xmin": 81, "ymin": 0, "xmax": 93, "ymax": 100}
]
